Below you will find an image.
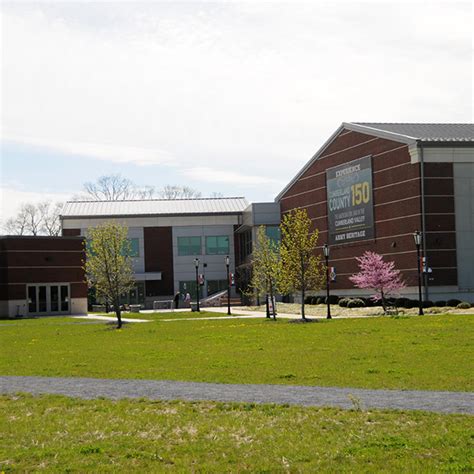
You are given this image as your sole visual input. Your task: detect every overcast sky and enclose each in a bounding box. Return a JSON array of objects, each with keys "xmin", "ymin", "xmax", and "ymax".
[{"xmin": 1, "ymin": 0, "xmax": 472, "ymax": 219}]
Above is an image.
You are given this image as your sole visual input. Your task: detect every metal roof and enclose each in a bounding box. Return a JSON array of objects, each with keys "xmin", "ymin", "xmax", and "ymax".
[
  {"xmin": 61, "ymin": 197, "xmax": 249, "ymax": 218},
  {"xmin": 351, "ymin": 123, "xmax": 474, "ymax": 142}
]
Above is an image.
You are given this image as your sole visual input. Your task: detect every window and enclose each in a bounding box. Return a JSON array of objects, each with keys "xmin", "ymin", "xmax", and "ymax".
[
  {"xmin": 179, "ymin": 280, "xmax": 202, "ymax": 298},
  {"xmin": 207, "ymin": 279, "xmax": 228, "ymax": 295},
  {"xmin": 128, "ymin": 238, "xmax": 139, "ymax": 257},
  {"xmin": 178, "ymin": 236, "xmax": 202, "ymax": 256},
  {"xmin": 265, "ymin": 226, "xmax": 280, "ymax": 245},
  {"xmin": 206, "ymin": 236, "xmax": 229, "ymax": 255}
]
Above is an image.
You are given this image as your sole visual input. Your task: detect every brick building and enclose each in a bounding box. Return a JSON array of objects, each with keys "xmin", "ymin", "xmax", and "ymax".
[
  {"xmin": 61, "ymin": 198, "xmax": 279, "ymax": 308},
  {"xmin": 276, "ymin": 123, "xmax": 474, "ymax": 302},
  {"xmin": 0, "ymin": 236, "xmax": 88, "ymax": 317}
]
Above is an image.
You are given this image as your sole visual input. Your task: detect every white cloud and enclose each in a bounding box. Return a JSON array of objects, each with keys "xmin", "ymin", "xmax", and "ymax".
[
  {"xmin": 182, "ymin": 167, "xmax": 285, "ymax": 186},
  {"xmin": 5, "ymin": 135, "xmax": 174, "ymax": 166},
  {"xmin": 1, "ymin": 2, "xmax": 472, "ymax": 193}
]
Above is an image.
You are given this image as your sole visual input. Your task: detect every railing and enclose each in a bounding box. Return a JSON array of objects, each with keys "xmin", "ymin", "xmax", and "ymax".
[{"xmin": 194, "ymin": 290, "xmax": 228, "ymax": 308}]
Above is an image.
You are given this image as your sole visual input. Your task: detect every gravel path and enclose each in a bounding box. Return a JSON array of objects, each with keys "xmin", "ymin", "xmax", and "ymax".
[{"xmin": 1, "ymin": 376, "xmax": 472, "ymax": 414}]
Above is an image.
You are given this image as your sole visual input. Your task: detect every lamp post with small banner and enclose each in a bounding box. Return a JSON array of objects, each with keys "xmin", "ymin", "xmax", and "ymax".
[
  {"xmin": 413, "ymin": 231, "xmax": 423, "ymax": 316},
  {"xmin": 194, "ymin": 258, "xmax": 200, "ymax": 312},
  {"xmin": 323, "ymin": 244, "xmax": 332, "ymax": 319},
  {"xmin": 225, "ymin": 255, "xmax": 231, "ymax": 315}
]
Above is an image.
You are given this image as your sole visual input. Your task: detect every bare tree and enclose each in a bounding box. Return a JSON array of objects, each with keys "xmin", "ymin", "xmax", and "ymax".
[
  {"xmin": 3, "ymin": 208, "xmax": 30, "ymax": 235},
  {"xmin": 158, "ymin": 185, "xmax": 202, "ymax": 199},
  {"xmin": 135, "ymin": 185, "xmax": 156, "ymax": 200},
  {"xmin": 2, "ymin": 201, "xmax": 64, "ymax": 236},
  {"xmin": 77, "ymin": 174, "xmax": 203, "ymax": 201},
  {"xmin": 82, "ymin": 174, "xmax": 137, "ymax": 201},
  {"xmin": 38, "ymin": 201, "xmax": 64, "ymax": 236}
]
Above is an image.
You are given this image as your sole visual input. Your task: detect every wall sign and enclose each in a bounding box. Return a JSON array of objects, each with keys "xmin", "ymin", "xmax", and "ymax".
[{"xmin": 326, "ymin": 155, "xmax": 374, "ymax": 245}]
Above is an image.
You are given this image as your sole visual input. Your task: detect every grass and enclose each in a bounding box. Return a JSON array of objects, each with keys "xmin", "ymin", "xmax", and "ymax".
[
  {"xmin": 1, "ymin": 314, "xmax": 473, "ymax": 391},
  {"xmin": 1, "ymin": 394, "xmax": 472, "ymax": 472}
]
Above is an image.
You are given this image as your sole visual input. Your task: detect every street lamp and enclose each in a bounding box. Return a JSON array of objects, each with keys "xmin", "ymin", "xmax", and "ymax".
[
  {"xmin": 323, "ymin": 244, "xmax": 332, "ymax": 319},
  {"xmin": 225, "ymin": 255, "xmax": 231, "ymax": 315},
  {"xmin": 194, "ymin": 258, "xmax": 200, "ymax": 312},
  {"xmin": 413, "ymin": 231, "xmax": 424, "ymax": 316}
]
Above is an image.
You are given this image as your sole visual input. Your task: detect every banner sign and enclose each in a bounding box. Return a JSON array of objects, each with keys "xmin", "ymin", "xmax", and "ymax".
[{"xmin": 326, "ymin": 155, "xmax": 374, "ymax": 245}]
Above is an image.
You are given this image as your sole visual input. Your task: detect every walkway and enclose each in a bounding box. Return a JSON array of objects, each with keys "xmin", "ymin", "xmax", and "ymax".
[
  {"xmin": 1, "ymin": 376, "xmax": 472, "ymax": 414},
  {"xmin": 73, "ymin": 315, "xmax": 150, "ymax": 323}
]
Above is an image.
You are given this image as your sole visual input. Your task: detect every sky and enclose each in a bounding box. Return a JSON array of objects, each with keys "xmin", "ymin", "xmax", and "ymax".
[{"xmin": 1, "ymin": 0, "xmax": 472, "ymax": 221}]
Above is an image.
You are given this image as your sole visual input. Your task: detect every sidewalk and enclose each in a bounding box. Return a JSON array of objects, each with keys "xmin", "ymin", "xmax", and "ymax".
[{"xmin": 1, "ymin": 375, "xmax": 472, "ymax": 414}]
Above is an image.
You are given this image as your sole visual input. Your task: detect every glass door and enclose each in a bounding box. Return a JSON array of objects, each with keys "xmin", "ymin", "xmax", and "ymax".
[
  {"xmin": 27, "ymin": 284, "xmax": 70, "ymax": 315},
  {"xmin": 38, "ymin": 286, "xmax": 47, "ymax": 313}
]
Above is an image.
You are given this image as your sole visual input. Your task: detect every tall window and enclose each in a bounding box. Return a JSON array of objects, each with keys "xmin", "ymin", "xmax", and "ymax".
[
  {"xmin": 206, "ymin": 236, "xmax": 229, "ymax": 255},
  {"xmin": 128, "ymin": 238, "xmax": 140, "ymax": 257},
  {"xmin": 265, "ymin": 226, "xmax": 281, "ymax": 245},
  {"xmin": 178, "ymin": 236, "xmax": 202, "ymax": 256}
]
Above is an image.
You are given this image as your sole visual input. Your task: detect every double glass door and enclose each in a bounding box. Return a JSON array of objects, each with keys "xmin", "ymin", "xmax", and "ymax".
[{"xmin": 28, "ymin": 284, "xmax": 70, "ymax": 315}]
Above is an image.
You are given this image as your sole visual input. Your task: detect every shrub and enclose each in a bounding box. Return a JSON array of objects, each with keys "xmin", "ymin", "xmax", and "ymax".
[
  {"xmin": 404, "ymin": 299, "xmax": 418, "ymax": 309},
  {"xmin": 362, "ymin": 297, "xmax": 375, "ymax": 307},
  {"xmin": 325, "ymin": 295, "xmax": 340, "ymax": 305},
  {"xmin": 347, "ymin": 298, "xmax": 365, "ymax": 308},
  {"xmin": 395, "ymin": 297, "xmax": 409, "ymax": 308},
  {"xmin": 456, "ymin": 302, "xmax": 471, "ymax": 309},
  {"xmin": 338, "ymin": 298, "xmax": 350, "ymax": 307},
  {"xmin": 447, "ymin": 299, "xmax": 461, "ymax": 307},
  {"xmin": 316, "ymin": 297, "xmax": 325, "ymax": 305},
  {"xmin": 311, "ymin": 296, "xmax": 319, "ymax": 305},
  {"xmin": 435, "ymin": 300, "xmax": 446, "ymax": 307},
  {"xmin": 422, "ymin": 300, "xmax": 434, "ymax": 308},
  {"xmin": 304, "ymin": 296, "xmax": 313, "ymax": 305}
]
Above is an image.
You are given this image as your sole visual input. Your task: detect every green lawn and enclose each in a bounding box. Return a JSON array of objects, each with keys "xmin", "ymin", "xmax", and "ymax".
[
  {"xmin": 2, "ymin": 313, "xmax": 473, "ymax": 391},
  {"xmin": 1, "ymin": 394, "xmax": 472, "ymax": 472}
]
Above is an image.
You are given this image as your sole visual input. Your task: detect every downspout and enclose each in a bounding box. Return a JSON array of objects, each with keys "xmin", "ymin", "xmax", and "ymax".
[{"xmin": 418, "ymin": 140, "xmax": 428, "ymax": 301}]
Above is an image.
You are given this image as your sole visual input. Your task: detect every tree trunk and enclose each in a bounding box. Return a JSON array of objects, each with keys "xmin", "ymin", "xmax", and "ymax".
[
  {"xmin": 265, "ymin": 294, "xmax": 270, "ymax": 318},
  {"xmin": 301, "ymin": 289, "xmax": 306, "ymax": 320},
  {"xmin": 115, "ymin": 298, "xmax": 122, "ymax": 329},
  {"xmin": 381, "ymin": 290, "xmax": 386, "ymax": 315},
  {"xmin": 301, "ymin": 255, "xmax": 306, "ymax": 320},
  {"xmin": 269, "ymin": 281, "xmax": 276, "ymax": 320}
]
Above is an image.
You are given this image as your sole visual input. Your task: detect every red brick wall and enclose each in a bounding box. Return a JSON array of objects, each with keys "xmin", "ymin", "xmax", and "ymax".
[
  {"xmin": 423, "ymin": 163, "xmax": 457, "ymax": 286},
  {"xmin": 279, "ymin": 129, "xmax": 426, "ymax": 290},
  {"xmin": 143, "ymin": 227, "xmax": 174, "ymax": 296},
  {"xmin": 0, "ymin": 236, "xmax": 86, "ymax": 301},
  {"xmin": 62, "ymin": 228, "xmax": 81, "ymax": 236}
]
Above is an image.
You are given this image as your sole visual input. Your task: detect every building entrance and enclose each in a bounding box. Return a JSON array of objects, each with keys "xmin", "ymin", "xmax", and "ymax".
[{"xmin": 27, "ymin": 284, "xmax": 70, "ymax": 315}]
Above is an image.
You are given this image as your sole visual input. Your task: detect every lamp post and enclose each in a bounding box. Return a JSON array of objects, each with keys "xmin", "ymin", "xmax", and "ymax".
[
  {"xmin": 194, "ymin": 258, "xmax": 200, "ymax": 312},
  {"xmin": 413, "ymin": 231, "xmax": 424, "ymax": 316},
  {"xmin": 323, "ymin": 243, "xmax": 331, "ymax": 319},
  {"xmin": 225, "ymin": 255, "xmax": 231, "ymax": 315}
]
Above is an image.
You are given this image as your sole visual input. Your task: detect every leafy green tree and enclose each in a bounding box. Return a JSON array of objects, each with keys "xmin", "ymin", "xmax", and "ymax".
[
  {"xmin": 84, "ymin": 222, "xmax": 135, "ymax": 328},
  {"xmin": 279, "ymin": 209, "xmax": 323, "ymax": 320},
  {"xmin": 250, "ymin": 226, "xmax": 280, "ymax": 320}
]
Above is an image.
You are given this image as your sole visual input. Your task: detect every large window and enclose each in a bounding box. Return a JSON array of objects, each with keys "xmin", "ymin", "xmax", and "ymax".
[
  {"xmin": 265, "ymin": 226, "xmax": 281, "ymax": 245},
  {"xmin": 178, "ymin": 236, "xmax": 202, "ymax": 256},
  {"xmin": 179, "ymin": 280, "xmax": 202, "ymax": 298},
  {"xmin": 206, "ymin": 236, "xmax": 229, "ymax": 255},
  {"xmin": 86, "ymin": 237, "xmax": 139, "ymax": 257},
  {"xmin": 128, "ymin": 238, "xmax": 139, "ymax": 257},
  {"xmin": 207, "ymin": 279, "xmax": 228, "ymax": 295}
]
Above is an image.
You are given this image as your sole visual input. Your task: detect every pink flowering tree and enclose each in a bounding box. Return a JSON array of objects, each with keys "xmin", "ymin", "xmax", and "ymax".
[{"xmin": 349, "ymin": 251, "xmax": 406, "ymax": 313}]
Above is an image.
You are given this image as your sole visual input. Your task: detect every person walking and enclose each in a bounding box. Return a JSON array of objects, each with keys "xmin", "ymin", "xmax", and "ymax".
[
  {"xmin": 174, "ymin": 291, "xmax": 181, "ymax": 309},
  {"xmin": 184, "ymin": 292, "xmax": 191, "ymax": 307}
]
